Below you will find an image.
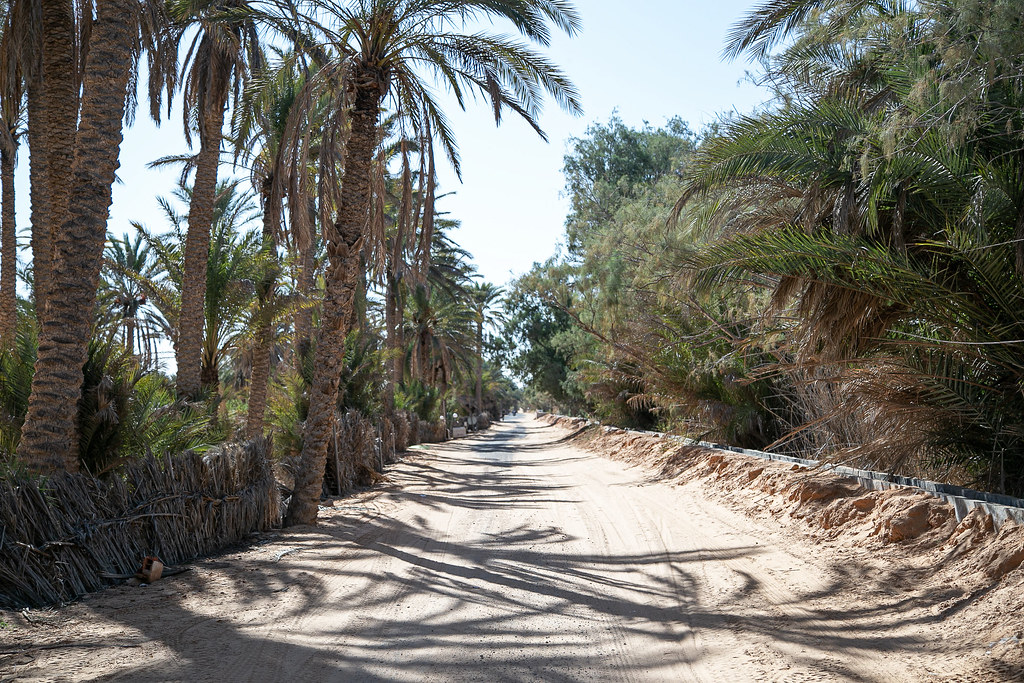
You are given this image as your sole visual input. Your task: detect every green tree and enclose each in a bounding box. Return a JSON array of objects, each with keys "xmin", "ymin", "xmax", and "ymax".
[
  {"xmin": 503, "ymin": 262, "xmax": 589, "ymax": 415},
  {"xmin": 232, "ymin": 53, "xmax": 301, "ymax": 437},
  {"xmin": 672, "ymin": 0, "xmax": 1024, "ymax": 488},
  {"xmin": 15, "ymin": 0, "xmax": 174, "ymax": 473},
  {"xmin": 128, "ymin": 180, "xmax": 261, "ymax": 401},
  {"xmin": 101, "ymin": 234, "xmax": 163, "ymax": 364},
  {"xmin": 170, "ymin": 0, "xmax": 266, "ymax": 399},
  {"xmin": 283, "ymin": 0, "xmax": 581, "ymax": 526}
]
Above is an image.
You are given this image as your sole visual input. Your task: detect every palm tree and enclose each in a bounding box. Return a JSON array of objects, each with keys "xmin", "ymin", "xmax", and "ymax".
[
  {"xmin": 101, "ymin": 234, "xmax": 164, "ymax": 365},
  {"xmin": 366, "ymin": 124, "xmax": 430, "ymax": 414},
  {"xmin": 406, "ymin": 282, "xmax": 474, "ymax": 389},
  {"xmin": 0, "ymin": 5, "xmax": 23, "ymax": 348},
  {"xmin": 128, "ymin": 180, "xmax": 261, "ymax": 398},
  {"xmin": 284, "ymin": 0, "xmax": 582, "ymax": 525},
  {"xmin": 15, "ymin": 0, "xmax": 174, "ymax": 472},
  {"xmin": 233, "ymin": 57, "xmax": 292, "ymax": 436},
  {"xmin": 468, "ymin": 282, "xmax": 503, "ymax": 416},
  {"xmin": 0, "ymin": 126, "xmax": 17, "ymax": 350},
  {"xmin": 170, "ymin": 0, "xmax": 265, "ymax": 399},
  {"xmin": 231, "ymin": 51, "xmax": 337, "ymax": 437},
  {"xmin": 674, "ymin": 0, "xmax": 1024, "ymax": 489},
  {"xmin": 0, "ymin": 0, "xmax": 73, "ymax": 315}
]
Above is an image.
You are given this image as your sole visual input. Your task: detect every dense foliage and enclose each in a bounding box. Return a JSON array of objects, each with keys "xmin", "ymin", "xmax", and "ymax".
[
  {"xmin": 0, "ymin": 0, "xmax": 543, "ymax": 500},
  {"xmin": 505, "ymin": 0, "xmax": 1024, "ymax": 495}
]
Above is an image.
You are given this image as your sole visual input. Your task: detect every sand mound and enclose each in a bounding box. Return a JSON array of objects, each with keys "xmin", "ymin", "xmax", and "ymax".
[{"xmin": 541, "ymin": 412, "xmax": 1024, "ymax": 673}]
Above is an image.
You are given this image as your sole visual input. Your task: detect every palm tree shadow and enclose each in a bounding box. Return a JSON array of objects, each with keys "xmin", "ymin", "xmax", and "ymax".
[{"xmin": 66, "ymin": 418, "xmax": 1005, "ymax": 681}]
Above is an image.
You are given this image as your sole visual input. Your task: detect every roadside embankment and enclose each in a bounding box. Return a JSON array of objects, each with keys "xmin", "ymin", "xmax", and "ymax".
[{"xmin": 541, "ymin": 413, "xmax": 1024, "ymax": 669}]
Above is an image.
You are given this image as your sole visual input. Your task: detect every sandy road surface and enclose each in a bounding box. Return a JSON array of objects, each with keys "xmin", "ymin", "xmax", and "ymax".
[{"xmin": 1, "ymin": 417, "xmax": 988, "ymax": 681}]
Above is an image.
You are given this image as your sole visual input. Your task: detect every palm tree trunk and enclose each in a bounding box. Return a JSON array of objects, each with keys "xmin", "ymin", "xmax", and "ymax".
[
  {"xmin": 40, "ymin": 0, "xmax": 78, "ymax": 253},
  {"xmin": 27, "ymin": 0, "xmax": 79, "ymax": 320},
  {"xmin": 417, "ymin": 330, "xmax": 430, "ymax": 384},
  {"xmin": 27, "ymin": 86, "xmax": 54, "ymax": 312},
  {"xmin": 411, "ymin": 330, "xmax": 421, "ymax": 381},
  {"xmin": 352, "ymin": 253, "xmax": 368, "ymax": 332},
  {"xmin": 383, "ymin": 272, "xmax": 396, "ymax": 411},
  {"xmin": 385, "ymin": 271, "xmax": 403, "ymax": 402},
  {"xmin": 0, "ymin": 140, "xmax": 17, "ymax": 347},
  {"xmin": 393, "ymin": 286, "xmax": 405, "ymax": 383},
  {"xmin": 285, "ymin": 79, "xmax": 379, "ymax": 526},
  {"xmin": 387, "ymin": 143, "xmax": 411, "ymax": 401},
  {"xmin": 200, "ymin": 351, "xmax": 220, "ymax": 391},
  {"xmin": 16, "ymin": 0, "xmax": 134, "ymax": 473},
  {"xmin": 246, "ymin": 196, "xmax": 279, "ymax": 439},
  {"xmin": 245, "ymin": 331, "xmax": 272, "ymax": 437},
  {"xmin": 293, "ymin": 240, "xmax": 314, "ymax": 372},
  {"xmin": 125, "ymin": 311, "xmax": 135, "ymax": 355},
  {"xmin": 476, "ymin": 319, "xmax": 483, "ymax": 414},
  {"xmin": 176, "ymin": 83, "xmax": 227, "ymax": 398}
]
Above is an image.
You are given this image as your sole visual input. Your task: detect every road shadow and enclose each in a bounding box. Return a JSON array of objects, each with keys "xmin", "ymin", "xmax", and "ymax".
[{"xmin": 29, "ymin": 417, "xmax": 1003, "ymax": 682}]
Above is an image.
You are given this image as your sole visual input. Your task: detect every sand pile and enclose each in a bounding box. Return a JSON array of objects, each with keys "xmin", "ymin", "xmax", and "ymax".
[{"xmin": 543, "ymin": 413, "xmax": 1024, "ymax": 671}]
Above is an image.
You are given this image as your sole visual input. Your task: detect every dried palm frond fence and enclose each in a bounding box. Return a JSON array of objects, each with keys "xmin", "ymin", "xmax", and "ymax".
[
  {"xmin": 0, "ymin": 438, "xmax": 279, "ymax": 609},
  {"xmin": 322, "ymin": 410, "xmax": 447, "ymax": 495}
]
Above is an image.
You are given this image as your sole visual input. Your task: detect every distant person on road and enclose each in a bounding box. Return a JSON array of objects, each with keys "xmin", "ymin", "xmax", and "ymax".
[{"xmin": 468, "ymin": 409, "xmax": 478, "ymax": 433}]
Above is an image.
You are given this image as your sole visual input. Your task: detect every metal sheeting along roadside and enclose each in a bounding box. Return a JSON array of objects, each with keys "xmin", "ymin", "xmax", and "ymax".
[{"xmin": 541, "ymin": 413, "xmax": 1024, "ymax": 529}]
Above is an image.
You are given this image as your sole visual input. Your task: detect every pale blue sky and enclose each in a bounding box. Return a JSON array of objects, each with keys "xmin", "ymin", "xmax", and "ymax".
[
  {"xmin": 437, "ymin": 0, "xmax": 769, "ymax": 286},
  {"xmin": 14, "ymin": 0, "xmax": 769, "ymax": 289}
]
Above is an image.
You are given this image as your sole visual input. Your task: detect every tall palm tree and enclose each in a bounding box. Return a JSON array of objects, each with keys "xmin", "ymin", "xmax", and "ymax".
[
  {"xmin": 0, "ymin": 0, "xmax": 74, "ymax": 316},
  {"xmin": 368, "ymin": 125, "xmax": 429, "ymax": 413},
  {"xmin": 468, "ymin": 281, "xmax": 503, "ymax": 416},
  {"xmin": 233, "ymin": 57, "xmax": 292, "ymax": 436},
  {"xmin": 0, "ymin": 126, "xmax": 17, "ymax": 350},
  {"xmin": 415, "ymin": 220, "xmax": 477, "ymax": 385},
  {"xmin": 406, "ymin": 281, "xmax": 474, "ymax": 389},
  {"xmin": 284, "ymin": 0, "xmax": 582, "ymax": 525},
  {"xmin": 231, "ymin": 51, "xmax": 337, "ymax": 437},
  {"xmin": 170, "ymin": 0, "xmax": 265, "ymax": 398},
  {"xmin": 15, "ymin": 0, "xmax": 174, "ymax": 472},
  {"xmin": 1, "ymin": 0, "xmax": 52, "ymax": 314},
  {"xmin": 0, "ymin": 5, "xmax": 24, "ymax": 348}
]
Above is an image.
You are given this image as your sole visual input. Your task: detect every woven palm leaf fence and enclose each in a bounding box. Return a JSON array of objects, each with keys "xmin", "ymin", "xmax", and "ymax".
[
  {"xmin": 0, "ymin": 438, "xmax": 279, "ymax": 609},
  {"xmin": 322, "ymin": 410, "xmax": 447, "ymax": 495}
]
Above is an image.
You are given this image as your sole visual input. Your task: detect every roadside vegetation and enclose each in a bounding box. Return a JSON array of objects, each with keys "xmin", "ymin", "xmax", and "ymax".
[
  {"xmin": 505, "ymin": 0, "xmax": 1024, "ymax": 497},
  {"xmin": 0, "ymin": 0, "xmax": 576, "ymax": 524},
  {"xmin": 6, "ymin": 0, "xmax": 1023, "ymax": 535}
]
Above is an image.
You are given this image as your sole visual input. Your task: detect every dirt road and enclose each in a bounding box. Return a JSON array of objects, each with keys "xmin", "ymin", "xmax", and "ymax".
[{"xmin": 0, "ymin": 417, "xmax": 1000, "ymax": 681}]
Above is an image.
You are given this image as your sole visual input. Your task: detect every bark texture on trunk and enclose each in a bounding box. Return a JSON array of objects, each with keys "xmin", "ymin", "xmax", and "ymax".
[
  {"xmin": 245, "ymin": 196, "xmax": 279, "ymax": 438},
  {"xmin": 351, "ymin": 254, "xmax": 367, "ymax": 332},
  {"xmin": 176, "ymin": 88, "xmax": 226, "ymax": 399},
  {"xmin": 285, "ymin": 78, "xmax": 379, "ymax": 526},
  {"xmin": 385, "ymin": 271, "xmax": 402, "ymax": 408},
  {"xmin": 1, "ymin": 143, "xmax": 17, "ymax": 347},
  {"xmin": 414, "ymin": 330, "xmax": 428, "ymax": 383},
  {"xmin": 27, "ymin": 86, "xmax": 54, "ymax": 312},
  {"xmin": 245, "ymin": 333, "xmax": 271, "ymax": 438},
  {"xmin": 40, "ymin": 0, "xmax": 78, "ymax": 268},
  {"xmin": 293, "ymin": 241, "xmax": 314, "ymax": 372},
  {"xmin": 16, "ymin": 0, "xmax": 134, "ymax": 473},
  {"xmin": 200, "ymin": 353, "xmax": 220, "ymax": 392},
  {"xmin": 124, "ymin": 311, "xmax": 135, "ymax": 354}
]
